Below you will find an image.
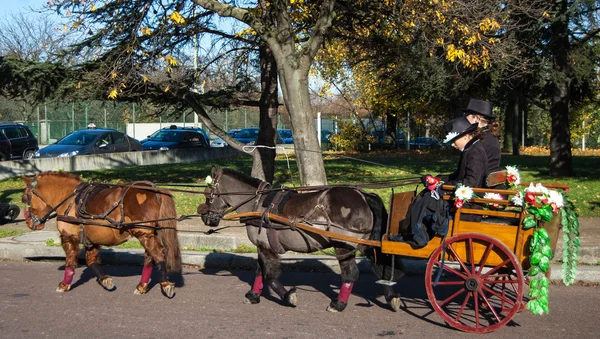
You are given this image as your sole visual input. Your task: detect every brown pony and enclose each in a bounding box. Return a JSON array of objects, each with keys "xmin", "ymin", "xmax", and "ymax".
[{"xmin": 21, "ymin": 171, "xmax": 181, "ymax": 298}]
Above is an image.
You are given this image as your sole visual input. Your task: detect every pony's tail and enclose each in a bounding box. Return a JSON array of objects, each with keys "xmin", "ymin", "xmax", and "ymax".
[{"xmin": 157, "ymin": 193, "xmax": 182, "ymax": 273}]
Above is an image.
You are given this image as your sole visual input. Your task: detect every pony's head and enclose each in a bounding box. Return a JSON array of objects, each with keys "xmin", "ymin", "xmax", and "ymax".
[
  {"xmin": 198, "ymin": 167, "xmax": 228, "ymax": 226},
  {"xmin": 21, "ymin": 175, "xmax": 51, "ymax": 230},
  {"xmin": 21, "ymin": 171, "xmax": 81, "ymax": 230}
]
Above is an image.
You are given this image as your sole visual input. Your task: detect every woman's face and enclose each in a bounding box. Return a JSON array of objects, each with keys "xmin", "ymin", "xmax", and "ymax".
[
  {"xmin": 452, "ymin": 134, "xmax": 472, "ymax": 151},
  {"xmin": 465, "ymin": 113, "xmax": 480, "ymax": 125}
]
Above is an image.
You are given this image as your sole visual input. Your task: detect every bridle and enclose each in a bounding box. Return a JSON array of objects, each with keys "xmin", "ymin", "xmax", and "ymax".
[
  {"xmin": 202, "ymin": 169, "xmax": 270, "ymax": 219},
  {"xmin": 23, "ymin": 177, "xmax": 79, "ymax": 226}
]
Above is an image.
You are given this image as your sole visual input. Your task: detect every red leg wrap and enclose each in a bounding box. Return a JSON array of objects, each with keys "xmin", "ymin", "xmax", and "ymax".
[
  {"xmin": 140, "ymin": 264, "xmax": 153, "ymax": 284},
  {"xmin": 338, "ymin": 282, "xmax": 354, "ymax": 303},
  {"xmin": 62, "ymin": 267, "xmax": 76, "ymax": 285},
  {"xmin": 252, "ymin": 275, "xmax": 263, "ymax": 294}
]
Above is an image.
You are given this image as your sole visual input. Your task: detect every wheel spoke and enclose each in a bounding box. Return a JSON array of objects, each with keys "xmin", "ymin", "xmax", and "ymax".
[
  {"xmin": 455, "ymin": 291, "xmax": 471, "ymax": 322},
  {"xmin": 481, "ymin": 258, "xmax": 512, "ymax": 279},
  {"xmin": 484, "ymin": 279, "xmax": 520, "ymax": 285},
  {"xmin": 469, "ymin": 237, "xmax": 475, "ymax": 273},
  {"xmin": 435, "ymin": 280, "xmax": 465, "ymax": 286},
  {"xmin": 446, "ymin": 243, "xmax": 471, "ymax": 274},
  {"xmin": 435, "ymin": 260, "xmax": 468, "ymax": 280},
  {"xmin": 474, "ymin": 291, "xmax": 480, "ymax": 328},
  {"xmin": 481, "ymin": 285, "xmax": 517, "ymax": 307},
  {"xmin": 478, "ymin": 243, "xmax": 494, "ymax": 273},
  {"xmin": 478, "ymin": 290, "xmax": 502, "ymax": 322},
  {"xmin": 439, "ymin": 288, "xmax": 466, "ymax": 307}
]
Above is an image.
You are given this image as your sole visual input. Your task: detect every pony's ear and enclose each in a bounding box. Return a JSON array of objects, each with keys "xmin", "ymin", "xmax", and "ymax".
[
  {"xmin": 22, "ymin": 176, "xmax": 34, "ymax": 186},
  {"xmin": 211, "ymin": 166, "xmax": 218, "ymax": 177}
]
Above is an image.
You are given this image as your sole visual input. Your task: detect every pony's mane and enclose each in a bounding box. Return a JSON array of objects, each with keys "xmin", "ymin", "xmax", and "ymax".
[
  {"xmin": 221, "ymin": 168, "xmax": 263, "ymax": 187},
  {"xmin": 38, "ymin": 171, "xmax": 82, "ymax": 182}
]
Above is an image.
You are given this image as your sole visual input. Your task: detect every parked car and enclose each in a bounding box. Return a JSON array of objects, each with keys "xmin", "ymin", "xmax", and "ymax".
[
  {"xmin": 0, "ymin": 123, "xmax": 38, "ymax": 160},
  {"xmin": 279, "ymin": 129, "xmax": 331, "ymax": 144},
  {"xmin": 141, "ymin": 125, "xmax": 210, "ymax": 151},
  {"xmin": 278, "ymin": 129, "xmax": 293, "ymax": 144},
  {"xmin": 0, "ymin": 133, "xmax": 10, "ymax": 161},
  {"xmin": 210, "ymin": 129, "xmax": 241, "ymax": 148},
  {"xmin": 409, "ymin": 137, "xmax": 443, "ymax": 150},
  {"xmin": 233, "ymin": 127, "xmax": 259, "ymax": 144},
  {"xmin": 372, "ymin": 129, "xmax": 407, "ymax": 146},
  {"xmin": 34, "ymin": 128, "xmax": 142, "ymax": 158}
]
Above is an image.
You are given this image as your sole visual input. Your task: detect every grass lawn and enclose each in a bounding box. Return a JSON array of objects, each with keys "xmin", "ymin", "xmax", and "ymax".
[{"xmin": 1, "ymin": 150, "xmax": 598, "ymax": 217}]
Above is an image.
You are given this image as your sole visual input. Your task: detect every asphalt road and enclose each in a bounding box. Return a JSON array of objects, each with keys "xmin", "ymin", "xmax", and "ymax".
[{"xmin": 0, "ymin": 260, "xmax": 598, "ymax": 339}]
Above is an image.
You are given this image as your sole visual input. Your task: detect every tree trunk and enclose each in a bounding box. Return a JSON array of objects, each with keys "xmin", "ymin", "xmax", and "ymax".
[
  {"xmin": 279, "ymin": 66, "xmax": 327, "ymax": 186},
  {"xmin": 509, "ymin": 90, "xmax": 520, "ymax": 155},
  {"xmin": 549, "ymin": 81, "xmax": 574, "ymax": 176},
  {"xmin": 251, "ymin": 45, "xmax": 279, "ymax": 182},
  {"xmin": 548, "ymin": 0, "xmax": 574, "ymax": 177},
  {"xmin": 503, "ymin": 101, "xmax": 513, "ymax": 153}
]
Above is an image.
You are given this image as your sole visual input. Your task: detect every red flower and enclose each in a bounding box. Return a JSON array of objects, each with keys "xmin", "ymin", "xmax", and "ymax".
[
  {"xmin": 508, "ymin": 174, "xmax": 517, "ymax": 183},
  {"xmin": 541, "ymin": 197, "xmax": 548, "ymax": 205},
  {"xmin": 550, "ymin": 202, "xmax": 558, "ymax": 213},
  {"xmin": 525, "ymin": 192, "xmax": 537, "ymax": 205},
  {"xmin": 425, "ymin": 175, "xmax": 440, "ymax": 191},
  {"xmin": 454, "ymin": 199, "xmax": 464, "ymax": 209}
]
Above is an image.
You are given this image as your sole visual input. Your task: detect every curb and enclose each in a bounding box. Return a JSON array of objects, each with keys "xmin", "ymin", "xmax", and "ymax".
[{"xmin": 1, "ymin": 240, "xmax": 599, "ymax": 284}]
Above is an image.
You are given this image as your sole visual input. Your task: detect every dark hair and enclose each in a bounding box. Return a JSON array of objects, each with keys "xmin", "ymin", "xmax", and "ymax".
[{"xmin": 472, "ymin": 128, "xmax": 485, "ymax": 141}]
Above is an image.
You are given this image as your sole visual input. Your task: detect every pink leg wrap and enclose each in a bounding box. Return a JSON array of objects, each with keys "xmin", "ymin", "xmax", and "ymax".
[
  {"xmin": 252, "ymin": 275, "xmax": 264, "ymax": 294},
  {"xmin": 62, "ymin": 267, "xmax": 76, "ymax": 285},
  {"xmin": 140, "ymin": 264, "xmax": 153, "ymax": 284},
  {"xmin": 338, "ymin": 282, "xmax": 354, "ymax": 303}
]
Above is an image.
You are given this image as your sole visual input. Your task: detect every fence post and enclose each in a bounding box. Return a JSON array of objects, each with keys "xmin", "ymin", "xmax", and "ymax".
[
  {"xmin": 317, "ymin": 111, "xmax": 322, "ymax": 147},
  {"xmin": 104, "ymin": 108, "xmax": 107, "ymax": 128},
  {"xmin": 72, "ymin": 102, "xmax": 75, "ymax": 132},
  {"xmin": 132, "ymin": 103, "xmax": 136, "ymax": 137},
  {"xmin": 44, "ymin": 103, "xmax": 49, "ymax": 144}
]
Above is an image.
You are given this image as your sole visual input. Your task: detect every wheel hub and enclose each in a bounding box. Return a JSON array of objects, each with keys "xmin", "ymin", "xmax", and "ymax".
[{"xmin": 465, "ymin": 277, "xmax": 480, "ymax": 291}]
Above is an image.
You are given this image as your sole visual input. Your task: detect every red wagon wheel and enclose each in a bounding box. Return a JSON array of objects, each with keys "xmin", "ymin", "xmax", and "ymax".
[{"xmin": 425, "ymin": 233, "xmax": 524, "ymax": 333}]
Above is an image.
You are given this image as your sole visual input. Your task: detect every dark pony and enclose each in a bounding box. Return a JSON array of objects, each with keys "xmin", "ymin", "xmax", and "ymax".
[
  {"xmin": 198, "ymin": 167, "xmax": 401, "ymax": 312},
  {"xmin": 21, "ymin": 171, "xmax": 181, "ymax": 298}
]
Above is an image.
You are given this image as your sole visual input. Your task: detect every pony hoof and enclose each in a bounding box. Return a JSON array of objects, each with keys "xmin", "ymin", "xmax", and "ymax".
[
  {"xmin": 244, "ymin": 291, "xmax": 261, "ymax": 304},
  {"xmin": 326, "ymin": 300, "xmax": 347, "ymax": 313},
  {"xmin": 99, "ymin": 276, "xmax": 116, "ymax": 291},
  {"xmin": 385, "ymin": 293, "xmax": 401, "ymax": 312},
  {"xmin": 283, "ymin": 287, "xmax": 297, "ymax": 307},
  {"xmin": 56, "ymin": 282, "xmax": 71, "ymax": 292},
  {"xmin": 160, "ymin": 282, "xmax": 175, "ymax": 299},
  {"xmin": 134, "ymin": 282, "xmax": 150, "ymax": 295}
]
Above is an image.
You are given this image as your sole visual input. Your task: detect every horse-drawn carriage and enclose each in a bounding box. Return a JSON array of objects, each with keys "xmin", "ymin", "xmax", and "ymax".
[
  {"xmin": 199, "ymin": 168, "xmax": 569, "ymax": 333},
  {"xmin": 19, "ymin": 168, "xmax": 573, "ymax": 334}
]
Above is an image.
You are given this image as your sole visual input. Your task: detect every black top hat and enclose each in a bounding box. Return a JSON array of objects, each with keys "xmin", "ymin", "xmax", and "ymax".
[
  {"xmin": 462, "ymin": 98, "xmax": 495, "ymax": 120},
  {"xmin": 443, "ymin": 117, "xmax": 478, "ymax": 144}
]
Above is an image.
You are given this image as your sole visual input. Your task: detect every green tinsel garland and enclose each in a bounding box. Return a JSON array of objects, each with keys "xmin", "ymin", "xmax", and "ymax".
[{"xmin": 561, "ymin": 195, "xmax": 580, "ymax": 286}]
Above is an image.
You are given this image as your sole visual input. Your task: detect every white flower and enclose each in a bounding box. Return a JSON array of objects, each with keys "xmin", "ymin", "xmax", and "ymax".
[
  {"xmin": 511, "ymin": 192, "xmax": 523, "ymax": 206},
  {"xmin": 484, "ymin": 192, "xmax": 503, "ymax": 201},
  {"xmin": 205, "ymin": 175, "xmax": 213, "ymax": 185},
  {"xmin": 506, "ymin": 165, "xmax": 519, "ymax": 176},
  {"xmin": 547, "ymin": 190, "xmax": 564, "ymax": 208},
  {"xmin": 443, "ymin": 131, "xmax": 460, "ymax": 144},
  {"xmin": 455, "ymin": 185, "xmax": 474, "ymax": 201},
  {"xmin": 525, "ymin": 182, "xmax": 549, "ymax": 194}
]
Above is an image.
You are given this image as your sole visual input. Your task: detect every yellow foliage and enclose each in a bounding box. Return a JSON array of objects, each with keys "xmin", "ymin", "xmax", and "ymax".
[
  {"xmin": 108, "ymin": 89, "xmax": 118, "ymax": 100},
  {"xmin": 141, "ymin": 27, "xmax": 152, "ymax": 36},
  {"xmin": 168, "ymin": 11, "xmax": 186, "ymax": 25},
  {"xmin": 164, "ymin": 86, "xmax": 170, "ymax": 93},
  {"xmin": 142, "ymin": 75, "xmax": 149, "ymax": 83},
  {"xmin": 235, "ymin": 27, "xmax": 256, "ymax": 38},
  {"xmin": 165, "ymin": 55, "xmax": 178, "ymax": 66}
]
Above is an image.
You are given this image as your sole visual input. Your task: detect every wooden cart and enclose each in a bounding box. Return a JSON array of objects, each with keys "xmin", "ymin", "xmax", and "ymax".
[
  {"xmin": 381, "ymin": 182, "xmax": 566, "ymax": 333},
  {"xmin": 227, "ymin": 181, "xmax": 567, "ymax": 333}
]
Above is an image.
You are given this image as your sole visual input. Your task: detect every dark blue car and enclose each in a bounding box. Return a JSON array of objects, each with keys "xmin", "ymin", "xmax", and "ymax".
[
  {"xmin": 34, "ymin": 128, "xmax": 142, "ymax": 158},
  {"xmin": 141, "ymin": 125, "xmax": 210, "ymax": 151}
]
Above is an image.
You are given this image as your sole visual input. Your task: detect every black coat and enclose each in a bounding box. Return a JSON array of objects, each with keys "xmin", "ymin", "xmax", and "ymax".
[
  {"xmin": 481, "ymin": 128, "xmax": 501, "ymax": 175},
  {"xmin": 440, "ymin": 138, "xmax": 488, "ymax": 188}
]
